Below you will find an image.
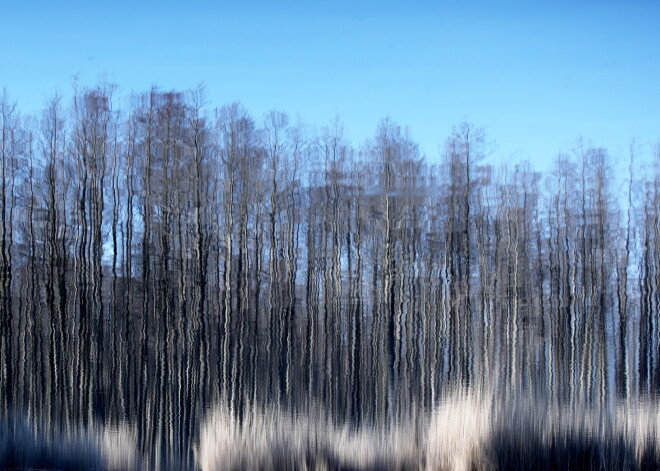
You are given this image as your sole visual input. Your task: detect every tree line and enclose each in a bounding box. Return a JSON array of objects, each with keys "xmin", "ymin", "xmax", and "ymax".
[{"xmin": 0, "ymin": 84, "xmax": 658, "ymax": 467}]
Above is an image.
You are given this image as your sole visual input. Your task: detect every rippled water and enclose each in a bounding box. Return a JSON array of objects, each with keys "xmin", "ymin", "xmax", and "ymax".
[
  {"xmin": 0, "ymin": 96, "xmax": 658, "ymax": 469},
  {"xmin": 1, "ymin": 295, "xmax": 660, "ymax": 470},
  {"xmin": 3, "ymin": 389, "xmax": 660, "ymax": 470}
]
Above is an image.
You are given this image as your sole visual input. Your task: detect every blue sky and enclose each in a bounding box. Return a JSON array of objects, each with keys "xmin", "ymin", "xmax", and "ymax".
[{"xmin": 1, "ymin": 0, "xmax": 658, "ymax": 169}]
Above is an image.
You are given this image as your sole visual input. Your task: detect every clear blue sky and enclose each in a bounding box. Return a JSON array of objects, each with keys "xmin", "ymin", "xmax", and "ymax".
[{"xmin": 1, "ymin": 0, "xmax": 658, "ymax": 169}]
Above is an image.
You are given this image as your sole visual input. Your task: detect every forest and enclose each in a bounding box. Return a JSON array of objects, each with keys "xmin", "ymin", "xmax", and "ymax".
[{"xmin": 0, "ymin": 84, "xmax": 659, "ymax": 469}]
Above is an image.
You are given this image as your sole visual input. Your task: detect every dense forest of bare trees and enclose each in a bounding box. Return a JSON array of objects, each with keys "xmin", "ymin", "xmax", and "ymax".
[{"xmin": 0, "ymin": 85, "xmax": 659, "ymax": 467}]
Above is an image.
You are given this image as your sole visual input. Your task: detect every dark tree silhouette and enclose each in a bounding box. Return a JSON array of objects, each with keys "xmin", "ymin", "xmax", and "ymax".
[{"xmin": 0, "ymin": 84, "xmax": 657, "ymax": 468}]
